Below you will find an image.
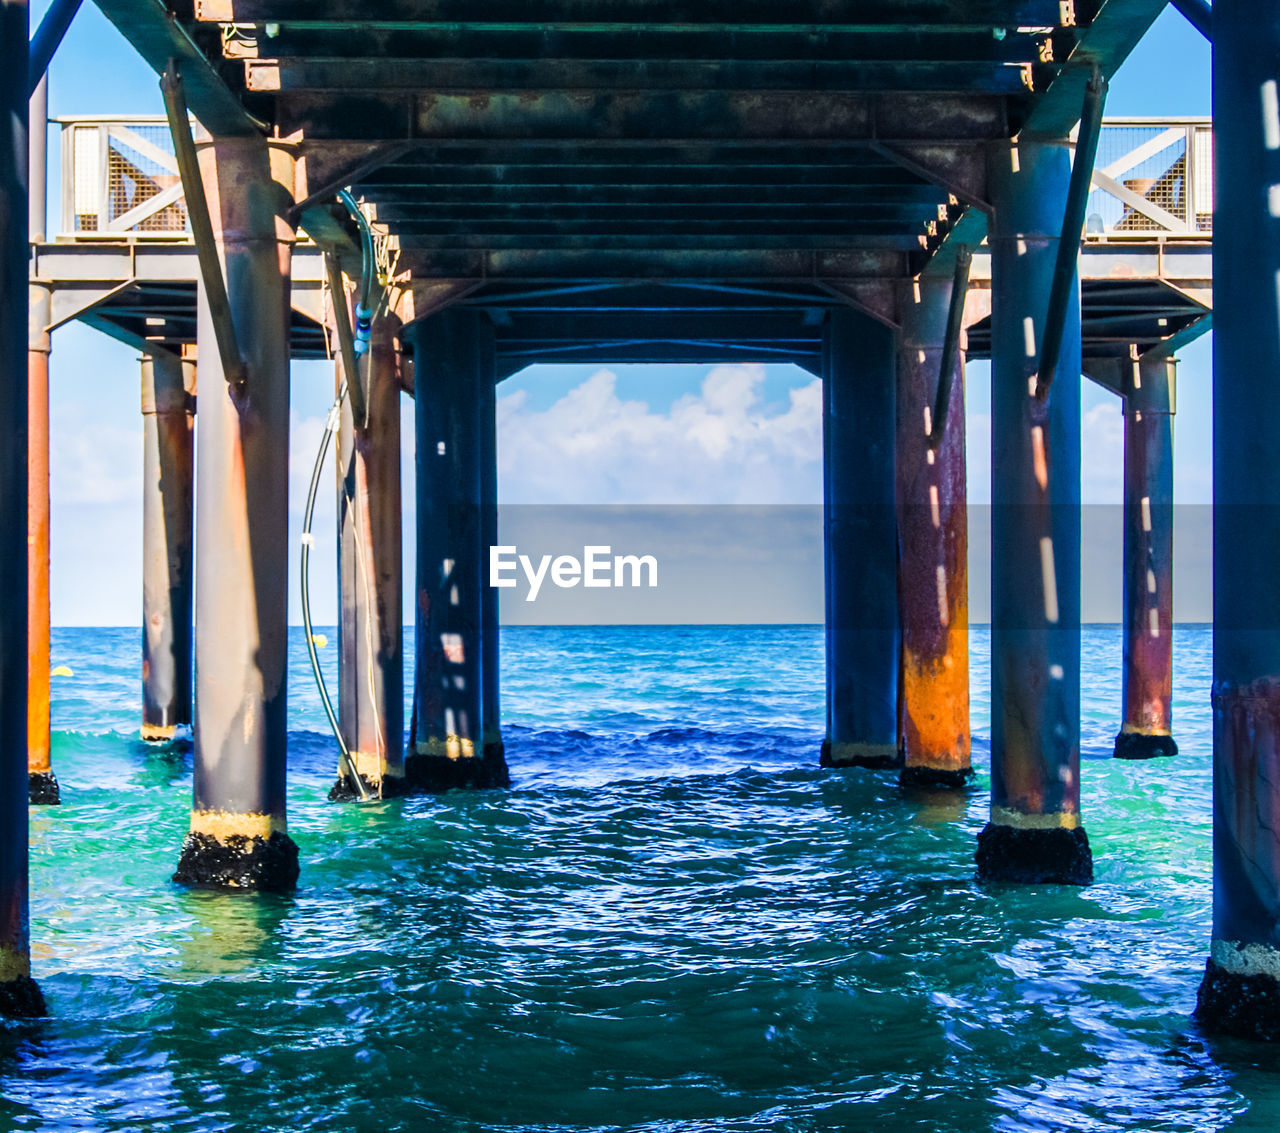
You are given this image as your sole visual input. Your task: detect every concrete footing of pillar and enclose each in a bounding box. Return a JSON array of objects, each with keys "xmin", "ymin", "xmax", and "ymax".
[
  {"xmin": 976, "ymin": 822, "xmax": 1093, "ymax": 886},
  {"xmin": 1113, "ymin": 729, "xmax": 1178, "ymax": 760},
  {"xmin": 819, "ymin": 739, "xmax": 900, "ymax": 770},
  {"xmin": 27, "ymin": 771, "xmax": 58, "ymax": 805},
  {"xmin": 404, "ymin": 749, "xmax": 511, "ymax": 792},
  {"xmin": 0, "ymin": 959, "xmax": 44, "ymax": 1019},
  {"xmin": 1196, "ymin": 952, "xmax": 1280, "ymax": 1042},
  {"xmin": 173, "ymin": 816, "xmax": 299, "ymax": 891}
]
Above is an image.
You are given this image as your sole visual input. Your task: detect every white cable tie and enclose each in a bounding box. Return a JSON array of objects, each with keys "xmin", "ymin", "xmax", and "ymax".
[
  {"xmin": 325, "ymin": 404, "xmax": 342, "ymax": 433},
  {"xmin": 300, "ymin": 533, "xmax": 315, "ymax": 547}
]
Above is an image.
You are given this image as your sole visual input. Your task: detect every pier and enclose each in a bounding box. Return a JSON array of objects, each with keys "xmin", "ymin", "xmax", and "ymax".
[{"xmin": 2, "ymin": 0, "xmax": 1274, "ymax": 1047}]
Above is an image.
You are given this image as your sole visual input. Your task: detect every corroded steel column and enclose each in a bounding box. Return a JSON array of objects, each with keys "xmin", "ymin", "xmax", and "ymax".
[
  {"xmin": 821, "ymin": 306, "xmax": 899, "ymax": 768},
  {"xmin": 897, "ymin": 276, "xmax": 970, "ymax": 788},
  {"xmin": 978, "ymin": 138, "xmax": 1090, "ymax": 885},
  {"xmin": 27, "ymin": 278, "xmax": 56, "ymax": 804},
  {"xmin": 1115, "ymin": 349, "xmax": 1176, "ymax": 760},
  {"xmin": 1196, "ymin": 0, "xmax": 1280, "ymax": 1041},
  {"xmin": 1, "ymin": 0, "xmax": 43, "ymax": 1017},
  {"xmin": 334, "ymin": 309, "xmax": 405, "ymax": 798},
  {"xmin": 480, "ymin": 349, "xmax": 503, "ymax": 763},
  {"xmin": 140, "ymin": 348, "xmax": 194, "ymax": 742},
  {"xmin": 405, "ymin": 309, "xmax": 508, "ymax": 790},
  {"xmin": 173, "ymin": 136, "xmax": 299, "ymax": 891}
]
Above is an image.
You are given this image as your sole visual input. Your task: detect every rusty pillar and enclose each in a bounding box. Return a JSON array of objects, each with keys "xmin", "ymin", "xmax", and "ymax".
[
  {"xmin": 334, "ymin": 309, "xmax": 405, "ymax": 798},
  {"xmin": 1115, "ymin": 349, "xmax": 1177, "ymax": 760},
  {"xmin": 172, "ymin": 136, "xmax": 299, "ymax": 891},
  {"xmin": 140, "ymin": 348, "xmax": 194, "ymax": 743},
  {"xmin": 1196, "ymin": 0, "xmax": 1280, "ymax": 1041},
  {"xmin": 896, "ymin": 276, "xmax": 971, "ymax": 788},
  {"xmin": 1, "ymin": 0, "xmax": 43, "ymax": 1019},
  {"xmin": 480, "ymin": 356, "xmax": 503, "ymax": 762},
  {"xmin": 821, "ymin": 306, "xmax": 900, "ymax": 768},
  {"xmin": 27, "ymin": 278, "xmax": 56, "ymax": 804},
  {"xmin": 405, "ymin": 309, "xmax": 509, "ymax": 791},
  {"xmin": 977, "ymin": 138, "xmax": 1091, "ymax": 886}
]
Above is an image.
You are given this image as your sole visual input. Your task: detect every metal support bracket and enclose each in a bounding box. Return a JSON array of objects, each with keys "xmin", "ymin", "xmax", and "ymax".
[
  {"xmin": 324, "ymin": 253, "xmax": 369, "ymax": 428},
  {"xmin": 1035, "ymin": 68, "xmax": 1107, "ymax": 401},
  {"xmin": 928, "ymin": 245, "xmax": 972, "ymax": 449},
  {"xmin": 160, "ymin": 59, "xmax": 247, "ymax": 392}
]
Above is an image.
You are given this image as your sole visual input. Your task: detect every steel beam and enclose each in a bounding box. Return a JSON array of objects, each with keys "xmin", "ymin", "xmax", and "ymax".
[
  {"xmin": 480, "ymin": 350, "xmax": 502, "ymax": 763},
  {"xmin": 405, "ymin": 309, "xmax": 509, "ymax": 790},
  {"xmin": 173, "ymin": 136, "xmax": 299, "ymax": 892},
  {"xmin": 140, "ymin": 348, "xmax": 194, "ymax": 744},
  {"xmin": 897, "ymin": 276, "xmax": 970, "ymax": 788},
  {"xmin": 821, "ymin": 307, "xmax": 899, "ymax": 769},
  {"xmin": 1113, "ymin": 348, "xmax": 1176, "ymax": 761},
  {"xmin": 977, "ymin": 138, "xmax": 1090, "ymax": 886},
  {"xmin": 334, "ymin": 310, "xmax": 405, "ymax": 798},
  {"xmin": 1196, "ymin": 0, "xmax": 1280, "ymax": 1042},
  {"xmin": 0, "ymin": 0, "xmax": 43, "ymax": 1019}
]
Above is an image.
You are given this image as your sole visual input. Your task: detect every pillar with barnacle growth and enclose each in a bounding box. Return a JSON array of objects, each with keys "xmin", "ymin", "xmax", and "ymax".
[
  {"xmin": 172, "ymin": 134, "xmax": 299, "ymax": 890},
  {"xmin": 977, "ymin": 137, "xmax": 1091, "ymax": 885},
  {"xmin": 334, "ymin": 305, "xmax": 405, "ymax": 798},
  {"xmin": 1114, "ymin": 348, "xmax": 1177, "ymax": 760},
  {"xmin": 896, "ymin": 272, "xmax": 971, "ymax": 788},
  {"xmin": 821, "ymin": 306, "xmax": 900, "ymax": 769},
  {"xmin": 1196, "ymin": 0, "xmax": 1280, "ymax": 1041},
  {"xmin": 140, "ymin": 348, "xmax": 195, "ymax": 744},
  {"xmin": 405, "ymin": 309, "xmax": 509, "ymax": 790}
]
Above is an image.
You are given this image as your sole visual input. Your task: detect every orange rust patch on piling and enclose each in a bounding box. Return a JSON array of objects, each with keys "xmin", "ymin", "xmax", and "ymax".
[{"xmin": 27, "ymin": 342, "xmax": 51, "ymax": 780}]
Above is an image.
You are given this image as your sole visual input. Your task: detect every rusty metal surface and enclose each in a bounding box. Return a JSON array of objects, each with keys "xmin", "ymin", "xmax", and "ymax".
[
  {"xmin": 1118, "ymin": 350, "xmax": 1174, "ymax": 746},
  {"xmin": 896, "ymin": 278, "xmax": 970, "ymax": 781},
  {"xmin": 336, "ymin": 310, "xmax": 405, "ymax": 790},
  {"xmin": 986, "ymin": 139, "xmax": 1082, "ymax": 827},
  {"xmin": 191, "ymin": 137, "xmax": 296, "ymax": 820},
  {"xmin": 26, "ymin": 283, "xmax": 51, "ymax": 780},
  {"xmin": 141, "ymin": 350, "xmax": 194, "ymax": 739}
]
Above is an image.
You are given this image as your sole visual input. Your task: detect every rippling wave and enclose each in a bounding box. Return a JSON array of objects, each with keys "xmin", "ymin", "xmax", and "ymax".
[{"xmin": 2, "ymin": 624, "xmax": 1277, "ymax": 1131}]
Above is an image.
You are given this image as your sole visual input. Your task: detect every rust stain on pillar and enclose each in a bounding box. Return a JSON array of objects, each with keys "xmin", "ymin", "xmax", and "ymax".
[
  {"xmin": 1115, "ymin": 348, "xmax": 1176, "ymax": 760},
  {"xmin": 896, "ymin": 276, "xmax": 970, "ymax": 788},
  {"xmin": 27, "ymin": 280, "xmax": 56, "ymax": 804}
]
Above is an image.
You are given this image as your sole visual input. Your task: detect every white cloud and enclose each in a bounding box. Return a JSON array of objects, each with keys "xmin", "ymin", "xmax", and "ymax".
[{"xmin": 497, "ymin": 364, "xmax": 823, "ymax": 504}]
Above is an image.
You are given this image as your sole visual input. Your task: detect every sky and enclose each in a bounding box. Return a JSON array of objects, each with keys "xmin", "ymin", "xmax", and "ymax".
[{"xmin": 31, "ymin": 3, "xmax": 1212, "ymax": 625}]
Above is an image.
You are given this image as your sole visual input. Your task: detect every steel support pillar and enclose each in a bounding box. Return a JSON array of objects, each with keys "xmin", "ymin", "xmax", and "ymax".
[
  {"xmin": 897, "ymin": 277, "xmax": 971, "ymax": 788},
  {"xmin": 405, "ymin": 309, "xmax": 509, "ymax": 790},
  {"xmin": 27, "ymin": 278, "xmax": 56, "ymax": 804},
  {"xmin": 1196, "ymin": 0, "xmax": 1280, "ymax": 1041},
  {"xmin": 334, "ymin": 310, "xmax": 405, "ymax": 798},
  {"xmin": 173, "ymin": 136, "xmax": 299, "ymax": 891},
  {"xmin": 1, "ymin": 0, "xmax": 43, "ymax": 1017},
  {"xmin": 977, "ymin": 138, "xmax": 1091, "ymax": 885},
  {"xmin": 480, "ymin": 361, "xmax": 502, "ymax": 764},
  {"xmin": 821, "ymin": 306, "xmax": 900, "ymax": 768},
  {"xmin": 1114, "ymin": 349, "xmax": 1177, "ymax": 761},
  {"xmin": 141, "ymin": 348, "xmax": 194, "ymax": 743}
]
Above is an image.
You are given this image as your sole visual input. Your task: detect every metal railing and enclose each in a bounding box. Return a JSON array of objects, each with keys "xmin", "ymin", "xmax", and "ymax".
[
  {"xmin": 54, "ymin": 114, "xmax": 1215, "ymax": 243},
  {"xmin": 1077, "ymin": 117, "xmax": 1213, "ymax": 239}
]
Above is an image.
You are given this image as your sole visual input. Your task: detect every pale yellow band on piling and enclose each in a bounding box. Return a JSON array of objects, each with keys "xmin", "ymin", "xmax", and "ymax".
[
  {"xmin": 415, "ymin": 736, "xmax": 477, "ymax": 760},
  {"xmin": 0, "ymin": 944, "xmax": 31, "ymax": 983},
  {"xmin": 827, "ymin": 741, "xmax": 898, "ymax": 764},
  {"xmin": 1211, "ymin": 939, "xmax": 1280, "ymax": 980},
  {"xmin": 189, "ymin": 810, "xmax": 286, "ymax": 840},
  {"xmin": 350, "ymin": 749, "xmax": 391, "ymax": 783},
  {"xmin": 140, "ymin": 723, "xmax": 176, "ymax": 742},
  {"xmin": 990, "ymin": 806, "xmax": 1080, "ymax": 831}
]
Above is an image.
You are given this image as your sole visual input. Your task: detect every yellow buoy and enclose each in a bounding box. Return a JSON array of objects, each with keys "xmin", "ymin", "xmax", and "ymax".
[
  {"xmin": 51, "ymin": 665, "xmax": 73, "ymax": 677},
  {"xmin": 310, "ymin": 634, "xmax": 327, "ymax": 648}
]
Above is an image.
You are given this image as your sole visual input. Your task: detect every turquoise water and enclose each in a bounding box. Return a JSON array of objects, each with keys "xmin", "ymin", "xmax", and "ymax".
[{"xmin": 2, "ymin": 623, "xmax": 1278, "ymax": 1130}]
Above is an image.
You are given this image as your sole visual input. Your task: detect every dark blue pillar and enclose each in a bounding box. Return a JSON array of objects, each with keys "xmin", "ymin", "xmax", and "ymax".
[
  {"xmin": 977, "ymin": 138, "xmax": 1090, "ymax": 885},
  {"xmin": 1196, "ymin": 0, "xmax": 1280, "ymax": 1041},
  {"xmin": 821, "ymin": 307, "xmax": 900, "ymax": 768}
]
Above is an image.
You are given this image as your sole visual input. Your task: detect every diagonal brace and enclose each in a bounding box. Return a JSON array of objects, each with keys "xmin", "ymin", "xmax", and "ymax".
[
  {"xmin": 1035, "ymin": 69, "xmax": 1107, "ymax": 401},
  {"xmin": 928, "ymin": 245, "xmax": 972, "ymax": 449},
  {"xmin": 160, "ymin": 59, "xmax": 247, "ymax": 391},
  {"xmin": 324, "ymin": 254, "xmax": 369, "ymax": 429},
  {"xmin": 28, "ymin": 0, "xmax": 82, "ymax": 95},
  {"xmin": 1171, "ymin": 0, "xmax": 1212, "ymax": 41}
]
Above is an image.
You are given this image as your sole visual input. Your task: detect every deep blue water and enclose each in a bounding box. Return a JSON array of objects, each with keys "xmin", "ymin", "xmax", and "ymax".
[{"xmin": 1, "ymin": 623, "xmax": 1278, "ymax": 1131}]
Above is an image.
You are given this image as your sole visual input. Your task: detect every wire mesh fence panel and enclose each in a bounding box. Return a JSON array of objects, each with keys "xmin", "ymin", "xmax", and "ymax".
[
  {"xmin": 1082, "ymin": 122, "xmax": 1211, "ymax": 238},
  {"xmin": 61, "ymin": 120, "xmax": 189, "ymax": 237}
]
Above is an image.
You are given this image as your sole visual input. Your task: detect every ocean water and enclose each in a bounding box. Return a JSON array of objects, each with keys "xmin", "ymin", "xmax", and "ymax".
[{"xmin": 1, "ymin": 623, "xmax": 1278, "ymax": 1131}]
